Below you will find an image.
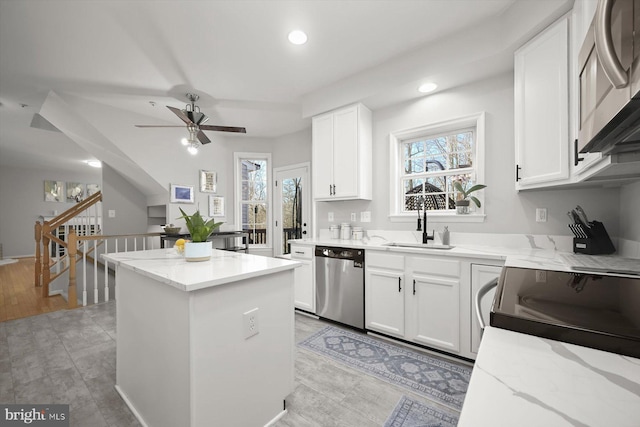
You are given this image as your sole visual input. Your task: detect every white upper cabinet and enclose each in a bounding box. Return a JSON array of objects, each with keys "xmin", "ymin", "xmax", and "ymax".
[
  {"xmin": 515, "ymin": 15, "xmax": 570, "ymax": 189},
  {"xmin": 312, "ymin": 103, "xmax": 372, "ymax": 201}
]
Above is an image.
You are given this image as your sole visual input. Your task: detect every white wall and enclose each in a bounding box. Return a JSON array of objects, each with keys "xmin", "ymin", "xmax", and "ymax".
[
  {"xmin": 0, "ymin": 164, "xmax": 101, "ymax": 257},
  {"xmin": 315, "ymin": 73, "xmax": 623, "ymax": 239},
  {"xmin": 102, "ymin": 163, "xmax": 148, "ymax": 236}
]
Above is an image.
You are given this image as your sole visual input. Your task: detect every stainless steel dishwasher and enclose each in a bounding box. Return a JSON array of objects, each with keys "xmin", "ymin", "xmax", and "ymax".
[{"xmin": 315, "ymin": 246, "xmax": 365, "ymax": 329}]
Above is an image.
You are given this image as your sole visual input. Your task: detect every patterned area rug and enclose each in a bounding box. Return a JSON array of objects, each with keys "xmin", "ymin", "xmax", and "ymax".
[
  {"xmin": 384, "ymin": 396, "xmax": 459, "ymax": 427},
  {"xmin": 298, "ymin": 326, "xmax": 471, "ymax": 411}
]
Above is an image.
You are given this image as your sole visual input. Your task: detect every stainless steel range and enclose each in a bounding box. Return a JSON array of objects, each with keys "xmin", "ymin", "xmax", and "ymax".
[{"xmin": 490, "ymin": 267, "xmax": 640, "ymax": 358}]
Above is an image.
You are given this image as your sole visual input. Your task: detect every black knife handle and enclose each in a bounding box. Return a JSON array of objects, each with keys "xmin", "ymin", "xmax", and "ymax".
[{"xmin": 516, "ymin": 164, "xmax": 522, "ymax": 181}]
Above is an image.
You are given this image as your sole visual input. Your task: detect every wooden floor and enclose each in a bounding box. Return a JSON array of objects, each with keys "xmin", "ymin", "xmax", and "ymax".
[{"xmin": 0, "ymin": 257, "xmax": 69, "ymax": 322}]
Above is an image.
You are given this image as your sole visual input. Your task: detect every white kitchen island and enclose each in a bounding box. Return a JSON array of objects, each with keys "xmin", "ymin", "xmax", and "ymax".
[{"xmin": 102, "ymin": 248, "xmax": 300, "ymax": 427}]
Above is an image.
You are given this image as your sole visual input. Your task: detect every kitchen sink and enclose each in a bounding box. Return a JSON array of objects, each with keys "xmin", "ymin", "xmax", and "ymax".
[{"xmin": 383, "ymin": 242, "xmax": 454, "ymax": 250}]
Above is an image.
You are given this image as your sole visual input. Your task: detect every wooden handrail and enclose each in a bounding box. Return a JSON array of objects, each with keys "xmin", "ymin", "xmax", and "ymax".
[{"xmin": 49, "ymin": 191, "xmax": 102, "ymax": 229}]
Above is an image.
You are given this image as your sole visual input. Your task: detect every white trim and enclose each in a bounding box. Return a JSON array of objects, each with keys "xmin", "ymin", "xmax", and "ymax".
[
  {"xmin": 389, "ymin": 112, "xmax": 486, "ymax": 218},
  {"xmin": 273, "ymin": 162, "xmax": 311, "ymax": 257},
  {"xmin": 388, "ymin": 213, "xmax": 486, "ymax": 223},
  {"xmin": 234, "ymin": 152, "xmax": 273, "ymax": 249}
]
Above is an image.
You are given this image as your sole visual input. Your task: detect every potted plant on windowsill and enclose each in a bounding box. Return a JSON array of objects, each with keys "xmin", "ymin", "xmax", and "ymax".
[
  {"xmin": 453, "ymin": 177, "xmax": 486, "ymax": 214},
  {"xmin": 178, "ymin": 208, "xmax": 224, "ymax": 262}
]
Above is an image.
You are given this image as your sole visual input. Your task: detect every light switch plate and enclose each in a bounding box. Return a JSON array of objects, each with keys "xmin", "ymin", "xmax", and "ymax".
[
  {"xmin": 360, "ymin": 211, "xmax": 371, "ymax": 222},
  {"xmin": 243, "ymin": 308, "xmax": 259, "ymax": 339},
  {"xmin": 108, "ymin": 210, "xmax": 116, "ymax": 218},
  {"xmin": 350, "ymin": 212, "xmax": 356, "ymax": 221},
  {"xmin": 535, "ymin": 208, "xmax": 547, "ymax": 222},
  {"xmin": 328, "ymin": 212, "xmax": 334, "ymax": 222}
]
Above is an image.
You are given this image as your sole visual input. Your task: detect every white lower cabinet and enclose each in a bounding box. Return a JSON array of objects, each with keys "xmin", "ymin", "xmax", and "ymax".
[
  {"xmin": 290, "ymin": 244, "xmax": 315, "ymax": 312},
  {"xmin": 406, "ymin": 256, "xmax": 461, "ymax": 353},
  {"xmin": 365, "ymin": 251, "xmax": 462, "ymax": 355},
  {"xmin": 365, "ymin": 252, "xmax": 405, "ymax": 337},
  {"xmin": 470, "ymin": 264, "xmax": 503, "ymax": 355}
]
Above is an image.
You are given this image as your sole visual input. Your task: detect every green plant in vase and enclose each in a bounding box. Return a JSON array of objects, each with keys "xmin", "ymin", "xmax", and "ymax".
[
  {"xmin": 452, "ymin": 176, "xmax": 486, "ymax": 214},
  {"xmin": 178, "ymin": 208, "xmax": 223, "ymax": 242},
  {"xmin": 177, "ymin": 208, "xmax": 224, "ymax": 261}
]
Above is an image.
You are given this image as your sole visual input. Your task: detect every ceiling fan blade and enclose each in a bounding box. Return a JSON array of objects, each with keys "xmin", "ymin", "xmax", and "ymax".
[
  {"xmin": 197, "ymin": 130, "xmax": 211, "ymax": 145},
  {"xmin": 135, "ymin": 125, "xmax": 185, "ymax": 128},
  {"xmin": 167, "ymin": 106, "xmax": 194, "ymax": 125},
  {"xmin": 199, "ymin": 125, "xmax": 247, "ymax": 134}
]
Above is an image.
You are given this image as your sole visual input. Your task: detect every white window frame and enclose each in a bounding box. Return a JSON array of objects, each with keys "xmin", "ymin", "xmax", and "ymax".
[
  {"xmin": 234, "ymin": 152, "xmax": 272, "ymax": 248},
  {"xmin": 389, "ymin": 112, "xmax": 486, "ymax": 223}
]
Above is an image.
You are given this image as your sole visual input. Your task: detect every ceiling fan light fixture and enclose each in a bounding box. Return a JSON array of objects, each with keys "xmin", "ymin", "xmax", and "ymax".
[
  {"xmin": 187, "ymin": 142, "xmax": 199, "ymax": 155},
  {"xmin": 288, "ymin": 30, "xmax": 308, "ymax": 45},
  {"xmin": 181, "ymin": 137, "xmax": 189, "ymax": 146}
]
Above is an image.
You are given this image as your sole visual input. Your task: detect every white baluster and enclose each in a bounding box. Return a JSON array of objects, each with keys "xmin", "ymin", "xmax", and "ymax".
[
  {"xmin": 94, "ymin": 239, "xmax": 98, "ymax": 304},
  {"xmin": 104, "ymin": 239, "xmax": 109, "ymax": 302},
  {"xmin": 82, "ymin": 241, "xmax": 87, "ymax": 306}
]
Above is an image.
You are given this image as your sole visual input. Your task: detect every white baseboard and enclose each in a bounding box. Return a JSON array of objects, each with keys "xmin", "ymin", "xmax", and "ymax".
[
  {"xmin": 264, "ymin": 409, "xmax": 288, "ymax": 426},
  {"xmin": 115, "ymin": 385, "xmax": 149, "ymax": 427}
]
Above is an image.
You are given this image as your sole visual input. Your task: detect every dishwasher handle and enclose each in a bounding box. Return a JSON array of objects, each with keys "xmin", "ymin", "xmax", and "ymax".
[{"xmin": 475, "ymin": 278, "xmax": 498, "ymax": 332}]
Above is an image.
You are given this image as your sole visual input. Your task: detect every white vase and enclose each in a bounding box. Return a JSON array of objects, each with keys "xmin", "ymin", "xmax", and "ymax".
[{"xmin": 184, "ymin": 241, "xmax": 211, "ymax": 262}]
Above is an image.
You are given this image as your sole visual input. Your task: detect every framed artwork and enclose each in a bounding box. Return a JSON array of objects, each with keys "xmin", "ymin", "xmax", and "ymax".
[
  {"xmin": 66, "ymin": 182, "xmax": 84, "ymax": 203},
  {"xmin": 208, "ymin": 196, "xmax": 225, "ymax": 217},
  {"xmin": 44, "ymin": 181, "xmax": 64, "ymax": 202},
  {"xmin": 86, "ymin": 183, "xmax": 100, "ymax": 196},
  {"xmin": 200, "ymin": 170, "xmax": 217, "ymax": 193},
  {"xmin": 170, "ymin": 184, "xmax": 195, "ymax": 203}
]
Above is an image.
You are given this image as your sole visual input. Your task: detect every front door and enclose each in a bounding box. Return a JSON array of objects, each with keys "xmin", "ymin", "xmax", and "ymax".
[{"xmin": 273, "ymin": 163, "xmax": 310, "ymax": 257}]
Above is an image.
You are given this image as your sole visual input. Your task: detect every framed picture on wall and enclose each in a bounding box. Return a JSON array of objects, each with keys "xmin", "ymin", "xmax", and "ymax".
[
  {"xmin": 208, "ymin": 196, "xmax": 224, "ymax": 217},
  {"xmin": 170, "ymin": 184, "xmax": 195, "ymax": 204},
  {"xmin": 86, "ymin": 183, "xmax": 100, "ymax": 196},
  {"xmin": 200, "ymin": 170, "xmax": 217, "ymax": 193},
  {"xmin": 44, "ymin": 180, "xmax": 64, "ymax": 202},
  {"xmin": 66, "ymin": 182, "xmax": 84, "ymax": 203}
]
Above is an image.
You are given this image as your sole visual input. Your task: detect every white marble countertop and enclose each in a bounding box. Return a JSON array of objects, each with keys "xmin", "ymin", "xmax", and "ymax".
[
  {"xmin": 458, "ymin": 326, "xmax": 640, "ymax": 427},
  {"xmin": 102, "ymin": 248, "xmax": 300, "ymax": 292}
]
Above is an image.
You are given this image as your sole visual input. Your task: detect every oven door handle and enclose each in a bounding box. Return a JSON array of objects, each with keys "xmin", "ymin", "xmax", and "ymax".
[
  {"xmin": 475, "ymin": 278, "xmax": 499, "ymax": 332},
  {"xmin": 595, "ymin": 0, "xmax": 628, "ymax": 88}
]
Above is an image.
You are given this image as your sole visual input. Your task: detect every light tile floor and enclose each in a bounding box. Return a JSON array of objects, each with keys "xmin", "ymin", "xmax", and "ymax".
[{"xmin": 0, "ymin": 302, "xmax": 470, "ymax": 426}]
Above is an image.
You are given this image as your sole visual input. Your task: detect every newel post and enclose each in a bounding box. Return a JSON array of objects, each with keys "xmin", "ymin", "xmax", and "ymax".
[
  {"xmin": 42, "ymin": 222, "xmax": 51, "ymax": 296},
  {"xmin": 68, "ymin": 228, "xmax": 78, "ymax": 309},
  {"xmin": 34, "ymin": 221, "xmax": 42, "ymax": 287}
]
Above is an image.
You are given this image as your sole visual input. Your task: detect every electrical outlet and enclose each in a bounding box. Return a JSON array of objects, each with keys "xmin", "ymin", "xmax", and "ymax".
[
  {"xmin": 535, "ymin": 270, "xmax": 547, "ymax": 283},
  {"xmin": 360, "ymin": 211, "xmax": 371, "ymax": 222},
  {"xmin": 108, "ymin": 210, "xmax": 116, "ymax": 218},
  {"xmin": 350, "ymin": 212, "xmax": 356, "ymax": 221},
  {"xmin": 535, "ymin": 208, "xmax": 547, "ymax": 222},
  {"xmin": 243, "ymin": 308, "xmax": 259, "ymax": 339},
  {"xmin": 328, "ymin": 212, "xmax": 334, "ymax": 222}
]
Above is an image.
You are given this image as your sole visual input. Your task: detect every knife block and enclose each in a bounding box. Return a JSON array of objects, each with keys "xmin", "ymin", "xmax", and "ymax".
[{"xmin": 573, "ymin": 221, "xmax": 616, "ymax": 255}]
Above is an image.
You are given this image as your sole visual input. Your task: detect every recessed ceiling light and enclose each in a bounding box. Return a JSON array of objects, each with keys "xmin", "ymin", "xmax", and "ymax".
[
  {"xmin": 418, "ymin": 83, "xmax": 438, "ymax": 93},
  {"xmin": 288, "ymin": 30, "xmax": 308, "ymax": 45},
  {"xmin": 86, "ymin": 160, "xmax": 102, "ymax": 168}
]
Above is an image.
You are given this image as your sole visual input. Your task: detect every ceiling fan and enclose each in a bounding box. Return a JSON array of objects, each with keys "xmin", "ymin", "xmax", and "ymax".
[{"xmin": 135, "ymin": 93, "xmax": 247, "ymax": 146}]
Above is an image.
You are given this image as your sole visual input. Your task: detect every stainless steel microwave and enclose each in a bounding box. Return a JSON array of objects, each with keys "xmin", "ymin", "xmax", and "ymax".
[{"xmin": 578, "ymin": 0, "xmax": 640, "ymax": 155}]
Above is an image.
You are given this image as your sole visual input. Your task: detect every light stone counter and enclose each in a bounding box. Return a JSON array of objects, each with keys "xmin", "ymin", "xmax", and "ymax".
[
  {"xmin": 459, "ymin": 326, "xmax": 640, "ymax": 427},
  {"xmin": 103, "ymin": 247, "xmax": 300, "ymax": 291}
]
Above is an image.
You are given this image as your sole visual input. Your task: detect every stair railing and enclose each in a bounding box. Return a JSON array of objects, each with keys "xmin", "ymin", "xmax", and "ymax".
[{"xmin": 67, "ymin": 230, "xmax": 162, "ymax": 307}]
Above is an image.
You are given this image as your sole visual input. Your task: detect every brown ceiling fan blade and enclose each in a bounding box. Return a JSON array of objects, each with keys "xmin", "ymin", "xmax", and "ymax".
[
  {"xmin": 199, "ymin": 125, "xmax": 247, "ymax": 133},
  {"xmin": 167, "ymin": 106, "xmax": 193, "ymax": 125},
  {"xmin": 135, "ymin": 125, "xmax": 185, "ymax": 128},
  {"xmin": 197, "ymin": 130, "xmax": 211, "ymax": 145}
]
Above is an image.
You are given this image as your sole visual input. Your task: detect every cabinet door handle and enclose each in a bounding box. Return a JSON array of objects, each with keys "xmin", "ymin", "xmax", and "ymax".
[
  {"xmin": 413, "ymin": 279, "xmax": 416, "ymax": 295},
  {"xmin": 332, "ymin": 184, "xmax": 336, "ymax": 195},
  {"xmin": 329, "ymin": 184, "xmax": 332, "ymax": 196},
  {"xmin": 574, "ymin": 139, "xmax": 584, "ymax": 166},
  {"xmin": 294, "ymin": 251, "xmax": 305, "ymax": 255},
  {"xmin": 398, "ymin": 277, "xmax": 402, "ymax": 292},
  {"xmin": 515, "ymin": 164, "xmax": 522, "ymax": 181}
]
